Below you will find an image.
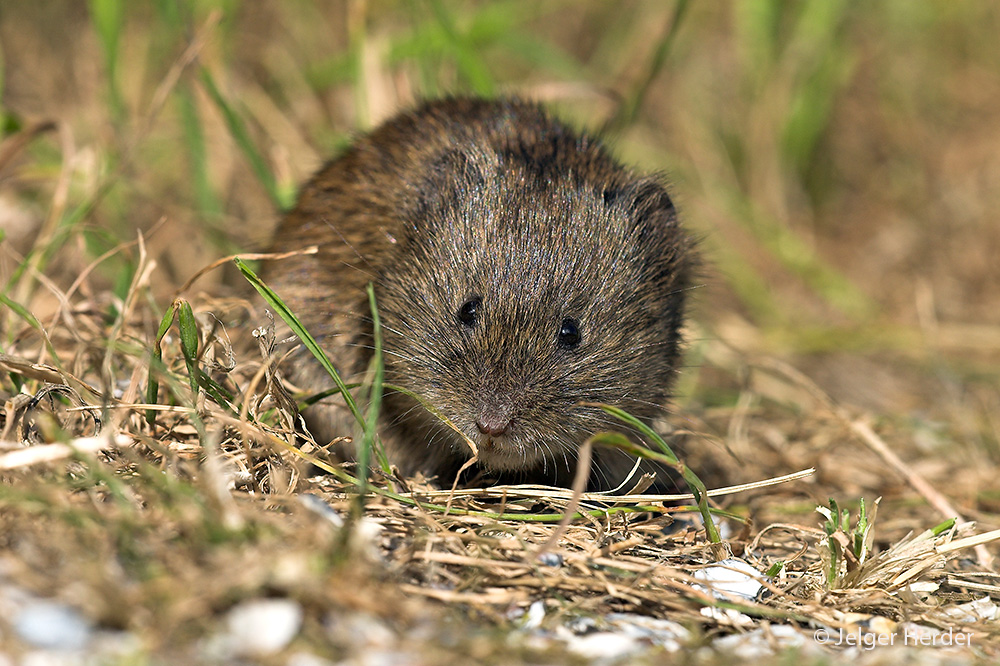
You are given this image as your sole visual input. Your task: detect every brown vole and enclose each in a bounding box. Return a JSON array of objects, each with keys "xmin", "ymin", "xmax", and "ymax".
[{"xmin": 264, "ymin": 98, "xmax": 694, "ymax": 491}]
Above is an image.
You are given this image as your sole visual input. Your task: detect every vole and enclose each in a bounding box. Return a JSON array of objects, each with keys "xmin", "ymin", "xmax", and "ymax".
[{"xmin": 263, "ymin": 97, "xmax": 695, "ymax": 491}]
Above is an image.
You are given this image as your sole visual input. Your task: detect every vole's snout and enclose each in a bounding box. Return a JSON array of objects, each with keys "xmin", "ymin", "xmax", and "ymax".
[
  {"xmin": 474, "ymin": 398, "xmax": 515, "ymax": 437},
  {"xmin": 476, "ymin": 418, "xmax": 509, "ymax": 437}
]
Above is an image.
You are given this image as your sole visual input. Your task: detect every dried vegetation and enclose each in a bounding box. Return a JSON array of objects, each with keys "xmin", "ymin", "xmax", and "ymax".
[{"xmin": 1, "ymin": 1, "xmax": 999, "ymax": 663}]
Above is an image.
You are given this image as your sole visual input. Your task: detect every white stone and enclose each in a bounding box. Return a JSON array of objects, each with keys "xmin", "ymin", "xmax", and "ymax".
[
  {"xmin": 692, "ymin": 558, "xmax": 765, "ymax": 600},
  {"xmin": 14, "ymin": 601, "xmax": 92, "ymax": 650},
  {"xmin": 225, "ymin": 598, "xmax": 303, "ymax": 656}
]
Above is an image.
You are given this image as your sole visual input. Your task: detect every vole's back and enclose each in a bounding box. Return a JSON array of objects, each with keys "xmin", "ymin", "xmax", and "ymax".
[{"xmin": 265, "ymin": 98, "xmax": 694, "ymax": 490}]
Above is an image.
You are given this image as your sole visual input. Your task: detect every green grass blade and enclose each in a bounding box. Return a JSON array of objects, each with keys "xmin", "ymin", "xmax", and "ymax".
[
  {"xmin": 177, "ymin": 88, "xmax": 223, "ymax": 219},
  {"xmin": 429, "ymin": 0, "xmax": 495, "ymax": 96},
  {"xmin": 88, "ymin": 0, "xmax": 126, "ymax": 122},
  {"xmin": 146, "ymin": 300, "xmax": 180, "ymax": 426},
  {"xmin": 177, "ymin": 299, "xmax": 201, "ymax": 397},
  {"xmin": 234, "ymin": 257, "xmax": 366, "ymax": 432},
  {"xmin": 354, "ymin": 284, "xmax": 386, "ymax": 503},
  {"xmin": 0, "ymin": 293, "xmax": 61, "ymax": 366},
  {"xmin": 198, "ymin": 68, "xmax": 287, "ymax": 210},
  {"xmin": 781, "ymin": 1, "xmax": 853, "ymax": 176},
  {"xmin": 361, "ymin": 284, "xmax": 390, "ymax": 476},
  {"xmin": 595, "ymin": 404, "xmax": 680, "ymax": 462},
  {"xmin": 197, "ymin": 372, "xmax": 237, "ymax": 414},
  {"xmin": 931, "ymin": 518, "xmax": 957, "ymax": 536},
  {"xmin": 597, "ymin": 404, "xmax": 721, "ymax": 544},
  {"xmin": 603, "ymin": 0, "xmax": 691, "ymax": 134},
  {"xmin": 299, "ymin": 383, "xmax": 363, "ymax": 408},
  {"xmin": 159, "ymin": 300, "xmax": 237, "ymax": 414}
]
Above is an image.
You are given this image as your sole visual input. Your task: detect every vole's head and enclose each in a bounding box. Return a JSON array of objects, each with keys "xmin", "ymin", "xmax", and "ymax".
[{"xmin": 376, "ymin": 145, "xmax": 693, "ymax": 479}]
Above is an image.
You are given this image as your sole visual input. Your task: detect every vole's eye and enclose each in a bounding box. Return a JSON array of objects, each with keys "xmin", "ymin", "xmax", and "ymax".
[
  {"xmin": 457, "ymin": 296, "xmax": 482, "ymax": 328},
  {"xmin": 558, "ymin": 318, "xmax": 582, "ymax": 348}
]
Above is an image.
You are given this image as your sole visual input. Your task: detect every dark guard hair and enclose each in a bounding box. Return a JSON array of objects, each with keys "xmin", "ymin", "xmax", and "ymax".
[{"xmin": 264, "ymin": 98, "xmax": 696, "ymax": 491}]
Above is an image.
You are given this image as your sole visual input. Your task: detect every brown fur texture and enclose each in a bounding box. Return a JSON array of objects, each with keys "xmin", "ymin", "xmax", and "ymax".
[{"xmin": 264, "ymin": 98, "xmax": 695, "ymax": 491}]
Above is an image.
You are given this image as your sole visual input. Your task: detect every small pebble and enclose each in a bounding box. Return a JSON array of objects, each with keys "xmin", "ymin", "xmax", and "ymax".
[
  {"xmin": 561, "ymin": 629, "xmax": 642, "ymax": 661},
  {"xmin": 225, "ymin": 598, "xmax": 303, "ymax": 656},
  {"xmin": 692, "ymin": 558, "xmax": 765, "ymax": 601},
  {"xmin": 943, "ymin": 595, "xmax": 998, "ymax": 622},
  {"xmin": 536, "ymin": 552, "xmax": 563, "ymax": 567},
  {"xmin": 520, "ymin": 600, "xmax": 546, "ymax": 631},
  {"xmin": 14, "ymin": 601, "xmax": 92, "ymax": 650},
  {"xmin": 299, "ymin": 493, "xmax": 345, "ymax": 527},
  {"xmin": 325, "ymin": 611, "xmax": 396, "ymax": 649},
  {"xmin": 606, "ymin": 613, "xmax": 690, "ymax": 651},
  {"xmin": 711, "ymin": 624, "xmax": 809, "ymax": 659}
]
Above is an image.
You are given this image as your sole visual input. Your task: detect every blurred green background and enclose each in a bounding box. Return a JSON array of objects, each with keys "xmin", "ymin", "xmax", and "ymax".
[{"xmin": 1, "ymin": 0, "xmax": 999, "ymax": 419}]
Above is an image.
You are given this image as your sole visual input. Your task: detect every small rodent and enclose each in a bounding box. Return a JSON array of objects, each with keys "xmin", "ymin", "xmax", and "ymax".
[{"xmin": 264, "ymin": 98, "xmax": 695, "ymax": 491}]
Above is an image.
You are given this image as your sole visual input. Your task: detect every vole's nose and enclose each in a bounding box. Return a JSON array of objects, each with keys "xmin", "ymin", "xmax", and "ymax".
[
  {"xmin": 476, "ymin": 416, "xmax": 510, "ymax": 437},
  {"xmin": 475, "ymin": 400, "xmax": 514, "ymax": 437}
]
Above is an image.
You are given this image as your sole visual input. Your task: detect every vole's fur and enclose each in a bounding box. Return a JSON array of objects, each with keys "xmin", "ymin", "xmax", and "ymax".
[{"xmin": 264, "ymin": 98, "xmax": 695, "ymax": 490}]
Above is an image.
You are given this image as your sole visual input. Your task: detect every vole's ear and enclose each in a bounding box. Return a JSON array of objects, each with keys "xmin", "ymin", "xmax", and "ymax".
[
  {"xmin": 602, "ymin": 178, "xmax": 679, "ymax": 233},
  {"xmin": 618, "ymin": 178, "xmax": 695, "ymax": 295}
]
